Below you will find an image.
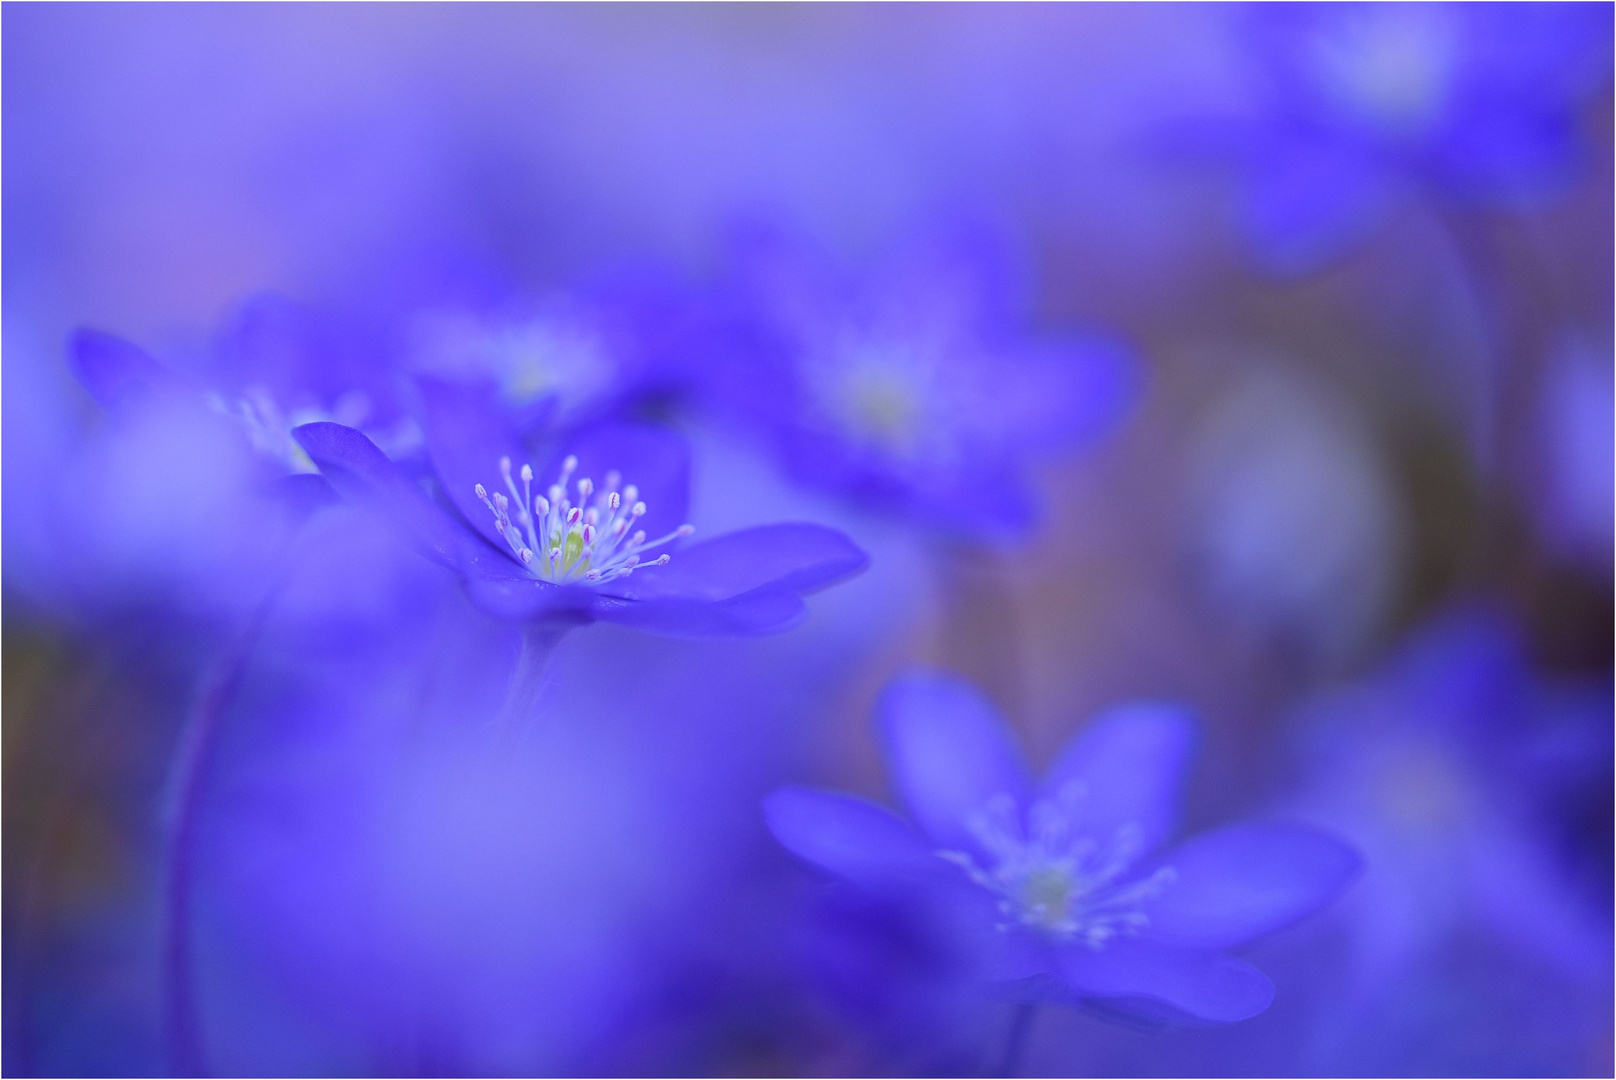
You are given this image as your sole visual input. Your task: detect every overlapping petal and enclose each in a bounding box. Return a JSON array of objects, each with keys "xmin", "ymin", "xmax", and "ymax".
[
  {"xmin": 876, "ymin": 671, "xmax": 1031, "ymax": 853},
  {"xmin": 416, "ymin": 376, "xmax": 544, "ymax": 551},
  {"xmin": 1137, "ymin": 821, "xmax": 1362, "ymax": 952},
  {"xmin": 606, "ymin": 523, "xmax": 868, "ymax": 603},
  {"xmin": 763, "ymin": 786, "xmax": 939, "ymax": 889},
  {"xmin": 545, "ymin": 421, "xmax": 691, "ymax": 542},
  {"xmin": 293, "ymin": 421, "xmax": 466, "ymax": 570},
  {"xmin": 1039, "ymin": 701, "xmax": 1197, "ymax": 856},
  {"xmin": 1057, "ymin": 939, "xmax": 1276, "ymax": 1024},
  {"xmin": 69, "ymin": 329, "xmax": 180, "ymax": 408}
]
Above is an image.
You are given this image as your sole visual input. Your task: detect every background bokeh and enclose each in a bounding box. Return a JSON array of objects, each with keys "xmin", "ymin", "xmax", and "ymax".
[{"xmin": 4, "ymin": 4, "xmax": 1611, "ymax": 1076}]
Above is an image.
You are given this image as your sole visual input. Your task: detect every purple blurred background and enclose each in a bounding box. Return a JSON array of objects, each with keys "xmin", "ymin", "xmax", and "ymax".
[{"xmin": 4, "ymin": 5, "xmax": 1611, "ymax": 1076}]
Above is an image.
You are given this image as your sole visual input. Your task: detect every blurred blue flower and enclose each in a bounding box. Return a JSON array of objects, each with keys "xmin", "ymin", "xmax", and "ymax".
[
  {"xmin": 766, "ymin": 671, "xmax": 1359, "ymax": 1024},
  {"xmin": 1195, "ymin": 4, "xmax": 1612, "ymax": 274},
  {"xmin": 1283, "ymin": 607, "xmax": 1613, "ymax": 996},
  {"xmin": 1525, "ymin": 333, "xmax": 1613, "ymax": 574},
  {"xmin": 704, "ymin": 224, "xmax": 1138, "ymax": 543},
  {"xmin": 404, "ymin": 263, "xmax": 699, "ymax": 433},
  {"xmin": 1181, "ymin": 363, "xmax": 1406, "ymax": 668},
  {"xmin": 294, "ymin": 383, "xmax": 869, "ymax": 636}
]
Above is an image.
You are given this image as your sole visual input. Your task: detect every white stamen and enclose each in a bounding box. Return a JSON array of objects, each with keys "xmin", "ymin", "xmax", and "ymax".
[
  {"xmin": 937, "ymin": 784, "xmax": 1176, "ymax": 949},
  {"xmin": 473, "ymin": 454, "xmax": 692, "ymax": 586}
]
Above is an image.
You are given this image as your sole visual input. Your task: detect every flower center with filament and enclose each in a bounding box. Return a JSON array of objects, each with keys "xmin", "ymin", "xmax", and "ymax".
[
  {"xmin": 938, "ymin": 785, "xmax": 1177, "ymax": 949},
  {"xmin": 476, "ymin": 455, "xmax": 693, "ymax": 585}
]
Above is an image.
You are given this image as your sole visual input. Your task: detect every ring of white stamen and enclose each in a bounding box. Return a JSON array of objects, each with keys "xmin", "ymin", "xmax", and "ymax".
[
  {"xmin": 937, "ymin": 784, "xmax": 1177, "ymax": 949},
  {"xmin": 475, "ymin": 455, "xmax": 694, "ymax": 585}
]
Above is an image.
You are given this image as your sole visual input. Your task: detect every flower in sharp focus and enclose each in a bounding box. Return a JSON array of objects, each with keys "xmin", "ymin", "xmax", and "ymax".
[
  {"xmin": 765, "ymin": 671, "xmax": 1360, "ymax": 1024},
  {"xmin": 292, "ymin": 379, "xmax": 870, "ymax": 636},
  {"xmin": 705, "ymin": 223, "xmax": 1138, "ymax": 544}
]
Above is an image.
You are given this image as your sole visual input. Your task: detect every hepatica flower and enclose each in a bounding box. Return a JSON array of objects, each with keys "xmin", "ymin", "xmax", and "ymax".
[
  {"xmin": 72, "ymin": 294, "xmax": 416, "ymax": 482},
  {"xmin": 406, "ymin": 269, "xmax": 692, "ymax": 435},
  {"xmin": 709, "ymin": 226, "xmax": 1137, "ymax": 543},
  {"xmin": 292, "ymin": 377, "xmax": 869, "ymax": 637},
  {"xmin": 1185, "ymin": 4, "xmax": 1612, "ymax": 274},
  {"xmin": 766, "ymin": 672, "xmax": 1359, "ymax": 1023}
]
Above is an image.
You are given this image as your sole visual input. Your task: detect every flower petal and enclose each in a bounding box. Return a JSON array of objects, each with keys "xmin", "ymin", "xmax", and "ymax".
[
  {"xmin": 68, "ymin": 328, "xmax": 177, "ymax": 408},
  {"xmin": 603, "ymin": 523, "xmax": 869, "ymax": 602},
  {"xmin": 544, "ymin": 421, "xmax": 691, "ymax": 542},
  {"xmin": 415, "ymin": 376, "xmax": 538, "ymax": 553},
  {"xmin": 876, "ymin": 671, "xmax": 1032, "ymax": 851},
  {"xmin": 589, "ymin": 588, "xmax": 807, "ymax": 638},
  {"xmin": 1057, "ymin": 940, "xmax": 1275, "ymax": 1024},
  {"xmin": 763, "ymin": 786, "xmax": 937, "ymax": 889},
  {"xmin": 266, "ymin": 472, "xmax": 339, "ymax": 521},
  {"xmin": 293, "ymin": 421, "xmax": 466, "ymax": 569},
  {"xmin": 454, "ymin": 535, "xmax": 599, "ymax": 623},
  {"xmin": 1242, "ymin": 134, "xmax": 1391, "ymax": 277},
  {"xmin": 1136, "ymin": 822, "xmax": 1361, "ymax": 952},
  {"xmin": 1039, "ymin": 702, "xmax": 1197, "ymax": 857}
]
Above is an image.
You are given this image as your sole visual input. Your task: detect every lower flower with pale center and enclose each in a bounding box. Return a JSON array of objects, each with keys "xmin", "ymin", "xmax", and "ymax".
[{"xmin": 939, "ymin": 786, "xmax": 1177, "ymax": 949}]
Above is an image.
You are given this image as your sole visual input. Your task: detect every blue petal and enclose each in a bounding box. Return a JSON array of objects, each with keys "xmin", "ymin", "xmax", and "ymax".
[
  {"xmin": 1241, "ymin": 134, "xmax": 1391, "ymax": 276},
  {"xmin": 876, "ymin": 671, "xmax": 1032, "ymax": 851},
  {"xmin": 1039, "ymin": 702, "xmax": 1197, "ymax": 857},
  {"xmin": 68, "ymin": 328, "xmax": 176, "ymax": 408},
  {"xmin": 416, "ymin": 376, "xmax": 538, "ymax": 553},
  {"xmin": 293, "ymin": 421, "xmax": 466, "ymax": 570},
  {"xmin": 266, "ymin": 472, "xmax": 339, "ymax": 521},
  {"xmin": 603, "ymin": 522, "xmax": 869, "ymax": 602},
  {"xmin": 1057, "ymin": 939, "xmax": 1275, "ymax": 1024},
  {"xmin": 979, "ymin": 335, "xmax": 1141, "ymax": 455},
  {"xmin": 763, "ymin": 786, "xmax": 937, "ymax": 889},
  {"xmin": 589, "ymin": 588, "xmax": 807, "ymax": 638},
  {"xmin": 1136, "ymin": 822, "xmax": 1361, "ymax": 951},
  {"xmin": 456, "ymin": 546, "xmax": 599, "ymax": 624},
  {"xmin": 547, "ymin": 421, "xmax": 691, "ymax": 543}
]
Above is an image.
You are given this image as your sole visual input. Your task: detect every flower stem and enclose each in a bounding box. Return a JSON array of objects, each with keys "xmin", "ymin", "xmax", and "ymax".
[
  {"xmin": 994, "ymin": 1001, "xmax": 1038, "ymax": 1078},
  {"xmin": 496, "ymin": 622, "xmax": 571, "ymax": 732},
  {"xmin": 160, "ymin": 599, "xmax": 276, "ymax": 1077}
]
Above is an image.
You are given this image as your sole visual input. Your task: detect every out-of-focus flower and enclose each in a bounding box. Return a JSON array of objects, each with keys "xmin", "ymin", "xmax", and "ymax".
[
  {"xmin": 1184, "ymin": 4, "xmax": 1612, "ymax": 274},
  {"xmin": 765, "ymin": 671, "xmax": 1359, "ymax": 1024},
  {"xmin": 1270, "ymin": 605, "xmax": 1613, "ymax": 1074},
  {"xmin": 1524, "ymin": 333, "xmax": 1613, "ymax": 575},
  {"xmin": 1286, "ymin": 606, "xmax": 1612, "ymax": 983},
  {"xmin": 405, "ymin": 264, "xmax": 696, "ymax": 433},
  {"xmin": 704, "ymin": 224, "xmax": 1138, "ymax": 544},
  {"xmin": 294, "ymin": 387, "xmax": 869, "ymax": 635},
  {"xmin": 1181, "ymin": 363, "xmax": 1406, "ymax": 667},
  {"xmin": 14, "ymin": 320, "xmax": 343, "ymax": 621}
]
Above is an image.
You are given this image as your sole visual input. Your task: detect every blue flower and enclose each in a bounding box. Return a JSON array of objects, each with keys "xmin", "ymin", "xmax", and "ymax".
[
  {"xmin": 16, "ymin": 323, "xmax": 323, "ymax": 621},
  {"xmin": 71, "ymin": 293, "xmax": 415, "ymax": 488},
  {"xmin": 704, "ymin": 224, "xmax": 1138, "ymax": 543},
  {"xmin": 1282, "ymin": 607, "xmax": 1613, "ymax": 995},
  {"xmin": 765, "ymin": 671, "xmax": 1359, "ymax": 1024},
  {"xmin": 293, "ymin": 377, "xmax": 870, "ymax": 636},
  {"xmin": 1186, "ymin": 4, "xmax": 1611, "ymax": 274},
  {"xmin": 404, "ymin": 263, "xmax": 697, "ymax": 433}
]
